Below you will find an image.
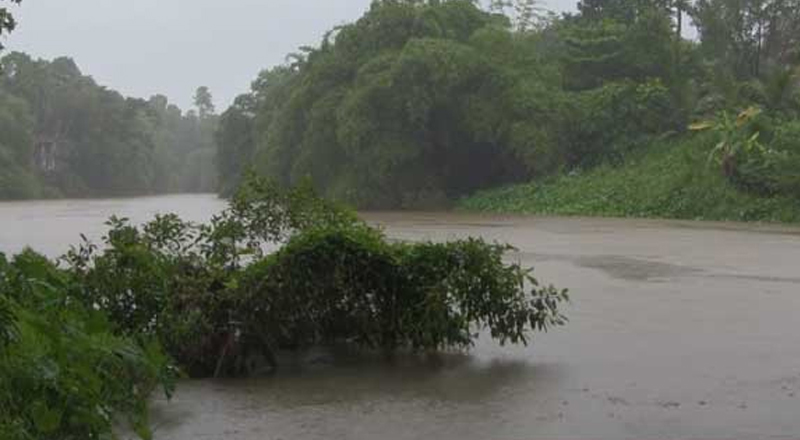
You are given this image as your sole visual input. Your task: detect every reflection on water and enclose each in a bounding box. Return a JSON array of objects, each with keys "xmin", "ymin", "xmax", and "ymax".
[
  {"xmin": 4, "ymin": 195, "xmax": 800, "ymax": 440},
  {"xmin": 148, "ymin": 352, "xmax": 568, "ymax": 440}
]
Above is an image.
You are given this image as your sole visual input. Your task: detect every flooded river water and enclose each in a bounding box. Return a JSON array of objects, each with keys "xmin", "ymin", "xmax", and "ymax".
[{"xmin": 2, "ymin": 195, "xmax": 799, "ymax": 439}]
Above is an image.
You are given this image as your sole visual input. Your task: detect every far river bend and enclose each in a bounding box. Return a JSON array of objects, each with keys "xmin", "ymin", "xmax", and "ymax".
[{"xmin": 2, "ymin": 194, "xmax": 799, "ymax": 440}]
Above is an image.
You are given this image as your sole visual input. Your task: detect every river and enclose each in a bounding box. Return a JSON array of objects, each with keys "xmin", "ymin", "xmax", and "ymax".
[{"xmin": 2, "ymin": 194, "xmax": 800, "ymax": 440}]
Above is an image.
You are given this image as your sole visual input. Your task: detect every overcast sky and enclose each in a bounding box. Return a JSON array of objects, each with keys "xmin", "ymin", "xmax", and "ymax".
[{"xmin": 4, "ymin": 0, "xmax": 576, "ymax": 111}]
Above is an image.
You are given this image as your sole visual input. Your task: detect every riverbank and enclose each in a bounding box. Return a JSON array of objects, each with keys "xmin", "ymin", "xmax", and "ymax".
[{"xmin": 459, "ymin": 136, "xmax": 800, "ymax": 223}]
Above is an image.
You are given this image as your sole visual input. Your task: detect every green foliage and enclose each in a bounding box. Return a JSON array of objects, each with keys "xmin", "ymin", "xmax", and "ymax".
[
  {"xmin": 148, "ymin": 92, "xmax": 219, "ymax": 194},
  {"xmin": 769, "ymin": 120, "xmax": 800, "ymax": 154},
  {"xmin": 62, "ymin": 176, "xmax": 567, "ymax": 378},
  {"xmin": 215, "ymin": 0, "xmax": 695, "ymax": 209},
  {"xmin": 215, "ymin": 96, "xmax": 257, "ymax": 196},
  {"xmin": 564, "ymin": 79, "xmax": 677, "ymax": 167},
  {"xmin": 215, "ymin": 1, "xmax": 521, "ymax": 205},
  {"xmin": 0, "ymin": 89, "xmax": 41, "ymax": 199},
  {"xmin": 575, "ymin": 0, "xmax": 668, "ymax": 24},
  {"xmin": 559, "ymin": 7, "xmax": 676, "ymax": 91},
  {"xmin": 0, "ymin": 268, "xmax": 16, "ymax": 348},
  {"xmin": 731, "ymin": 119, "xmax": 800, "ymax": 197},
  {"xmin": 0, "ymin": 150, "xmax": 41, "ymax": 199},
  {"xmin": 688, "ymin": 107, "xmax": 800, "ymax": 197},
  {"xmin": 193, "ymin": 86, "xmax": 215, "ymax": 120},
  {"xmin": 0, "ymin": 52, "xmax": 218, "ymax": 199},
  {"xmin": 4, "ymin": 0, "xmax": 798, "ymax": 219},
  {"xmin": 0, "ymin": 0, "xmax": 21, "ymax": 51},
  {"xmin": 460, "ymin": 134, "xmax": 800, "ymax": 222},
  {"xmin": 236, "ymin": 225, "xmax": 567, "ymax": 357},
  {"xmin": 690, "ymin": 106, "xmax": 764, "ymax": 176},
  {"xmin": 0, "ymin": 251, "xmax": 175, "ymax": 440},
  {"xmin": 489, "ymin": 0, "xmax": 549, "ymax": 32},
  {"xmin": 692, "ymin": 0, "xmax": 800, "ymax": 80},
  {"xmin": 208, "ymin": 0, "xmax": 800, "ymax": 216}
]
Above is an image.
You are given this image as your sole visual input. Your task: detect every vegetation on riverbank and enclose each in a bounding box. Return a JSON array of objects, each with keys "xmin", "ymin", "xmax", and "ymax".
[
  {"xmin": 3, "ymin": 0, "xmax": 799, "ymax": 220},
  {"xmin": 459, "ymin": 133, "xmax": 800, "ymax": 222},
  {"xmin": 0, "ymin": 51, "xmax": 219, "ymax": 199},
  {"xmin": 1, "ymin": 5, "xmax": 176, "ymax": 438},
  {"xmin": 1, "ymin": 0, "xmax": 218, "ymax": 200},
  {"xmin": 0, "ymin": 252, "xmax": 176, "ymax": 440},
  {"xmin": 216, "ymin": 0, "xmax": 800, "ymax": 214},
  {"xmin": 1, "ymin": 177, "xmax": 569, "ymax": 438}
]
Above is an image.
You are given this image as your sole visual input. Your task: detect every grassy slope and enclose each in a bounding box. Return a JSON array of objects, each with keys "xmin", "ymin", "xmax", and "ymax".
[{"xmin": 459, "ymin": 135, "xmax": 800, "ymax": 223}]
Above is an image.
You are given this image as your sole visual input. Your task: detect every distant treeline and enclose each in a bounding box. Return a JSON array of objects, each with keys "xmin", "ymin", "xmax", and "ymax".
[
  {"xmin": 216, "ymin": 0, "xmax": 800, "ymax": 209},
  {"xmin": 0, "ymin": 52, "xmax": 218, "ymax": 199}
]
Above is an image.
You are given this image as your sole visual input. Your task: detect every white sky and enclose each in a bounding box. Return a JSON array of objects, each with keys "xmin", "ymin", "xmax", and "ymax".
[{"xmin": 3, "ymin": 0, "xmax": 576, "ymax": 111}]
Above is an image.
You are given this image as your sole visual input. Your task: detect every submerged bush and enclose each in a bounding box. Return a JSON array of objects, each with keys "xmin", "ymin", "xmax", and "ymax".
[
  {"xmin": 63, "ymin": 176, "xmax": 568, "ymax": 378},
  {"xmin": 232, "ymin": 226, "xmax": 567, "ymax": 369},
  {"xmin": 0, "ymin": 176, "xmax": 568, "ymax": 437}
]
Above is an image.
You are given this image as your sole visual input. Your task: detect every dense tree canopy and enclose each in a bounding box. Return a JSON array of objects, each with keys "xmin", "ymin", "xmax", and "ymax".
[
  {"xmin": 1, "ymin": 2, "xmax": 219, "ymax": 199},
  {"xmin": 215, "ymin": 0, "xmax": 799, "ymax": 208},
  {"xmin": 0, "ymin": 53, "xmax": 218, "ymax": 199},
  {"xmin": 692, "ymin": 0, "xmax": 800, "ymax": 79},
  {"xmin": 215, "ymin": 0, "xmax": 682, "ymax": 207},
  {"xmin": 2, "ymin": 0, "xmax": 798, "ymax": 205}
]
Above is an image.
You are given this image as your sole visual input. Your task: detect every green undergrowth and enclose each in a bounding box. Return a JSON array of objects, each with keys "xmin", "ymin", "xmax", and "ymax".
[
  {"xmin": 0, "ymin": 251, "xmax": 176, "ymax": 440},
  {"xmin": 459, "ymin": 135, "xmax": 800, "ymax": 223}
]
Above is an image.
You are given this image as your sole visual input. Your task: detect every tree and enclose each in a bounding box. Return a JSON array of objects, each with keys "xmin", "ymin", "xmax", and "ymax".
[
  {"xmin": 691, "ymin": 0, "xmax": 800, "ymax": 79},
  {"xmin": 0, "ymin": 88, "xmax": 38, "ymax": 199},
  {"xmin": 489, "ymin": 0, "xmax": 548, "ymax": 31},
  {"xmin": 559, "ymin": 4, "xmax": 677, "ymax": 90},
  {"xmin": 577, "ymin": 0, "xmax": 644, "ymax": 24},
  {"xmin": 0, "ymin": 0, "xmax": 21, "ymax": 52},
  {"xmin": 0, "ymin": 52, "xmax": 221, "ymax": 199},
  {"xmin": 193, "ymin": 86, "xmax": 215, "ymax": 119},
  {"xmin": 0, "ymin": 0, "xmax": 222, "ymax": 199},
  {"xmin": 215, "ymin": 95, "xmax": 255, "ymax": 194},
  {"xmin": 212, "ymin": 0, "xmax": 687, "ymax": 208},
  {"xmin": 235, "ymin": 0, "xmax": 525, "ymax": 207}
]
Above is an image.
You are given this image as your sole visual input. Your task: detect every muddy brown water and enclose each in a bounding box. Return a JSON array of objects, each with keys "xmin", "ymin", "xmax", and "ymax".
[{"xmin": 2, "ymin": 195, "xmax": 800, "ymax": 440}]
